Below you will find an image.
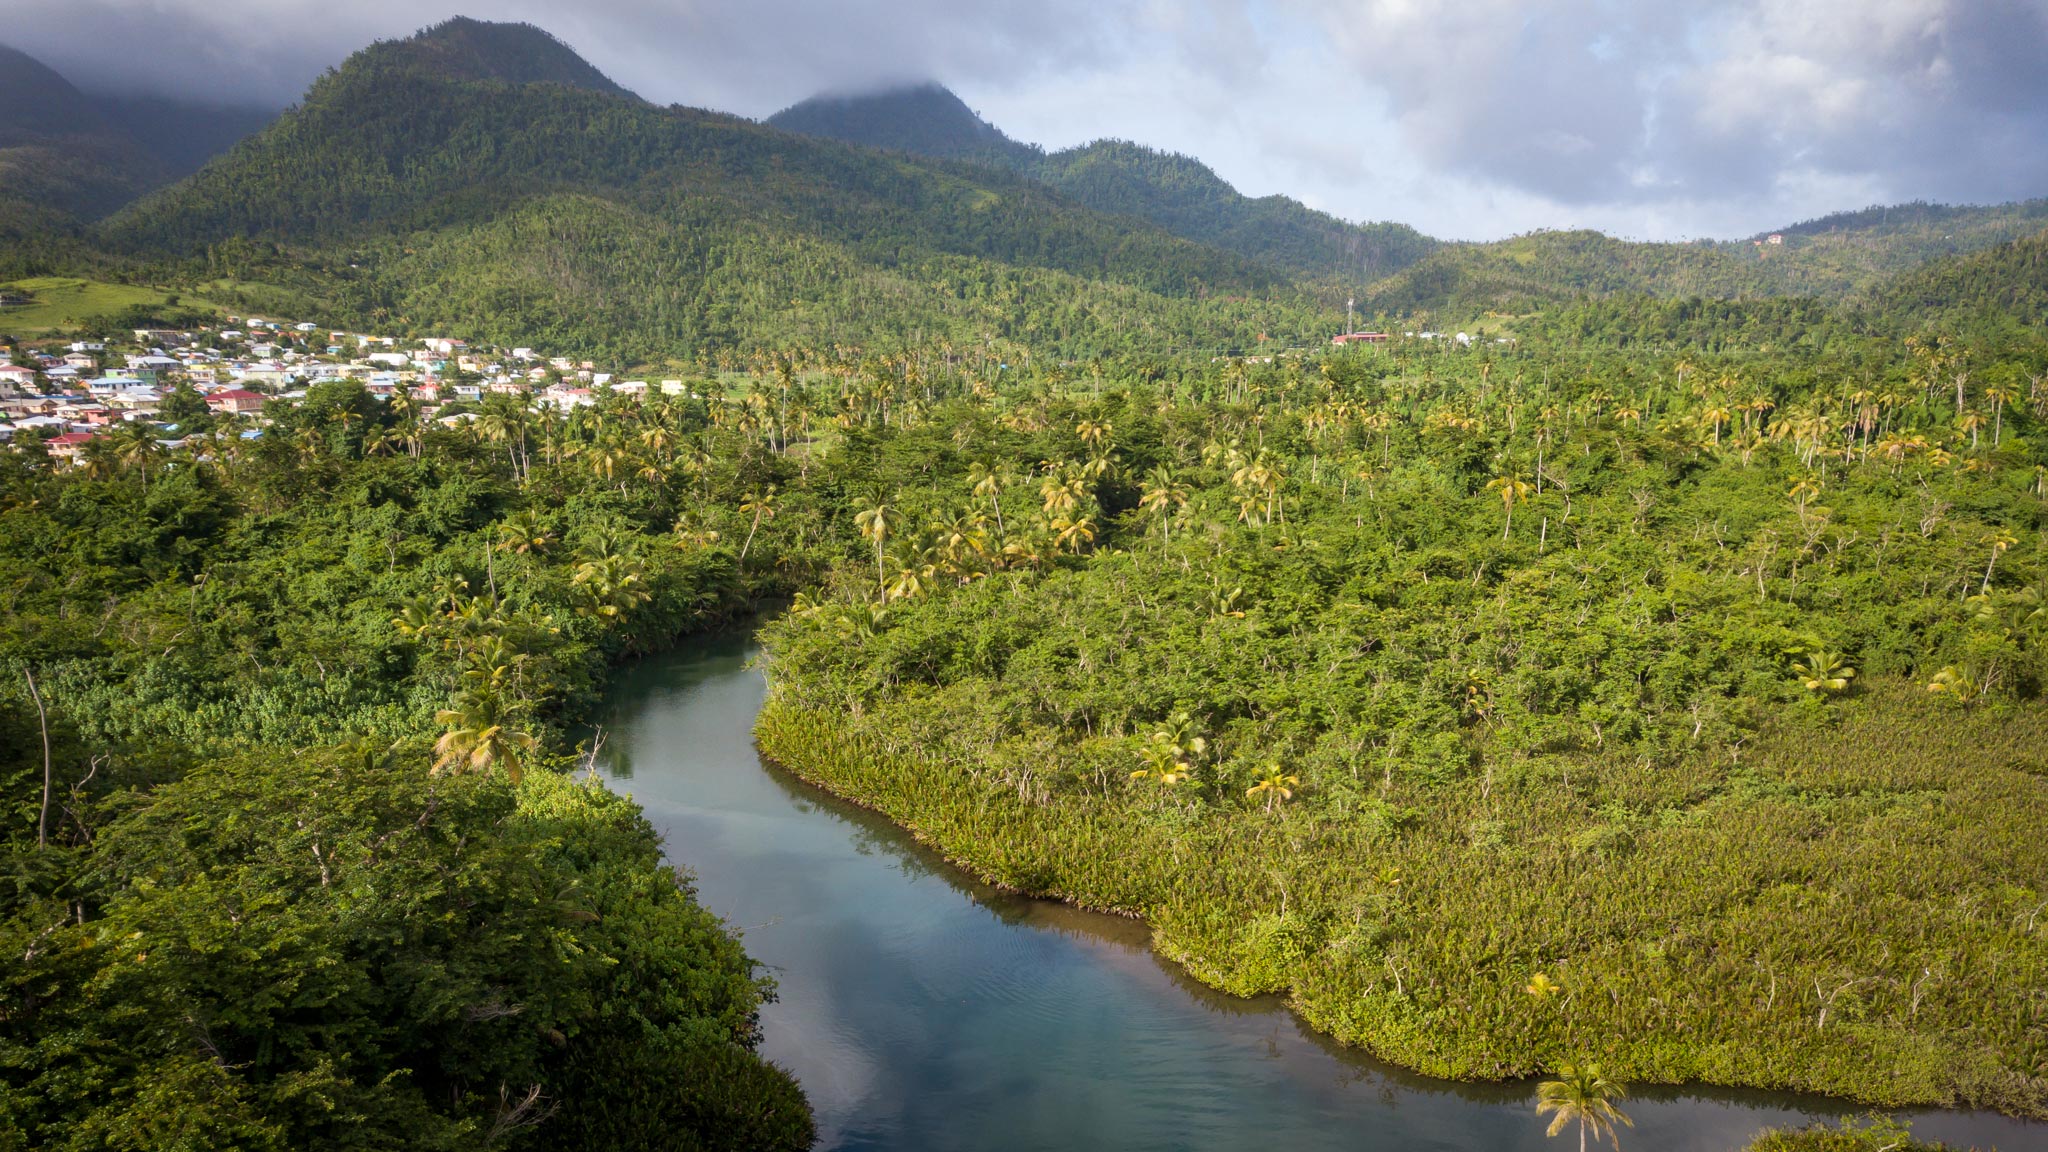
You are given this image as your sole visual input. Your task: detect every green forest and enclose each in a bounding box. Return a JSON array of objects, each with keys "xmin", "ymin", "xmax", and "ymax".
[{"xmin": 5, "ymin": 12, "xmax": 2048, "ymax": 1150}]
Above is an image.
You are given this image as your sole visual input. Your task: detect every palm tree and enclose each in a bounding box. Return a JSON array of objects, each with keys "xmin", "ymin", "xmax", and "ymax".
[
  {"xmin": 1702, "ymin": 405, "xmax": 1731, "ymax": 448},
  {"xmin": 496, "ymin": 510, "xmax": 554, "ymax": 556},
  {"xmin": 1536, "ymin": 1063, "xmax": 1633, "ymax": 1152},
  {"xmin": 111, "ymin": 422, "xmax": 162, "ymax": 486},
  {"xmin": 1139, "ymin": 465, "xmax": 1189, "ymax": 549},
  {"xmin": 572, "ymin": 555, "xmax": 652, "ymax": 620},
  {"xmin": 1051, "ymin": 514, "xmax": 1096, "ymax": 555},
  {"xmin": 1928, "ymin": 665, "xmax": 1983, "ymax": 703},
  {"xmin": 1130, "ymin": 743, "xmax": 1194, "ymax": 786},
  {"xmin": 1039, "ymin": 466, "xmax": 1086, "ymax": 517},
  {"xmin": 433, "ymin": 688, "xmax": 538, "ymax": 785},
  {"xmin": 1486, "ymin": 472, "xmax": 1534, "ymax": 540},
  {"xmin": 966, "ymin": 462, "xmax": 1007, "ymax": 538},
  {"xmin": 1791, "ymin": 651, "xmax": 1855, "ymax": 695},
  {"xmin": 1245, "ymin": 766, "xmax": 1301, "ymax": 813},
  {"xmin": 854, "ymin": 502, "xmax": 900, "ymax": 599},
  {"xmin": 1981, "ymin": 529, "xmax": 2018, "ymax": 593},
  {"xmin": 737, "ymin": 487, "xmax": 778, "ymax": 564},
  {"xmin": 1985, "ymin": 383, "xmax": 2018, "ymax": 446},
  {"xmin": 1958, "ymin": 409, "xmax": 1987, "ymax": 451}
]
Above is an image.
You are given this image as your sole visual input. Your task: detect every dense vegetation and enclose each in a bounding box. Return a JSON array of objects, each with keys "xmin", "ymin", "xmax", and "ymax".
[
  {"xmin": 739, "ymin": 336, "xmax": 2048, "ymax": 1116},
  {"xmin": 0, "ymin": 44, "xmax": 272, "ymax": 222},
  {"xmin": 768, "ymin": 83, "xmax": 1441, "ymax": 282},
  {"xmin": 7, "ymin": 15, "xmax": 2048, "ymax": 1146},
  {"xmin": 0, "ymin": 382, "xmax": 819, "ymax": 1148}
]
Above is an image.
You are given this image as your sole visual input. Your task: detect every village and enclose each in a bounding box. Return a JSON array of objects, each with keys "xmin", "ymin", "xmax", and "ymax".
[{"xmin": 0, "ymin": 316, "xmax": 689, "ymax": 465}]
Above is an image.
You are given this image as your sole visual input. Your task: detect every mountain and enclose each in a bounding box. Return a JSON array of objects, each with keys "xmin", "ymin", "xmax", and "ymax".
[
  {"xmin": 97, "ymin": 20, "xmax": 1329, "ymax": 361},
  {"xmin": 1032, "ymin": 140, "xmax": 1437, "ymax": 282},
  {"xmin": 89, "ymin": 95, "xmax": 276, "ymax": 176},
  {"xmin": 343, "ymin": 16, "xmax": 639, "ymax": 99},
  {"xmin": 0, "ymin": 44, "xmax": 169, "ymax": 219},
  {"xmin": 768, "ymin": 83, "xmax": 1033, "ymax": 166},
  {"xmin": 767, "ymin": 83, "xmax": 1439, "ymax": 283},
  {"xmin": 1360, "ymin": 205, "xmax": 2048, "ymax": 320},
  {"xmin": 0, "ymin": 44, "xmax": 275, "ymax": 221},
  {"xmin": 1866, "ymin": 226, "xmax": 2048, "ymax": 329}
]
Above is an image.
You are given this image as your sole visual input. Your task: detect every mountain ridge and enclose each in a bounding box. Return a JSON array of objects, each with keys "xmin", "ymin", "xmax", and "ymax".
[
  {"xmin": 0, "ymin": 43, "xmax": 277, "ymax": 220},
  {"xmin": 765, "ymin": 81, "xmax": 1439, "ymax": 283}
]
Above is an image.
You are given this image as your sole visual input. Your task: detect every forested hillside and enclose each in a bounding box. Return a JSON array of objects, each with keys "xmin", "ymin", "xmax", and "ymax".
[
  {"xmin": 1868, "ymin": 229, "xmax": 2048, "ymax": 333},
  {"xmin": 0, "ymin": 45, "xmax": 170, "ymax": 220},
  {"xmin": 1363, "ymin": 206, "xmax": 2048, "ymax": 321},
  {"xmin": 768, "ymin": 83, "xmax": 1035, "ymax": 166},
  {"xmin": 89, "ymin": 22, "xmax": 1340, "ymax": 359},
  {"xmin": 1033, "ymin": 140, "xmax": 1439, "ymax": 282},
  {"xmin": 0, "ymin": 384, "xmax": 818, "ymax": 1148},
  {"xmin": 6, "ymin": 14, "xmax": 2048, "ymax": 1146},
  {"xmin": 0, "ymin": 44, "xmax": 273, "ymax": 221},
  {"xmin": 767, "ymin": 84, "xmax": 1440, "ymax": 282}
]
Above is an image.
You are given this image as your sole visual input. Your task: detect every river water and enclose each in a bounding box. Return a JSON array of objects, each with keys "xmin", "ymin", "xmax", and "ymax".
[{"xmin": 590, "ymin": 631, "xmax": 2040, "ymax": 1152}]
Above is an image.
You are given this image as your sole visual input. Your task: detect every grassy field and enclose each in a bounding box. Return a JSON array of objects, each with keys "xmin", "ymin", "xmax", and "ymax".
[{"xmin": 0, "ymin": 276, "xmax": 211, "ymax": 335}]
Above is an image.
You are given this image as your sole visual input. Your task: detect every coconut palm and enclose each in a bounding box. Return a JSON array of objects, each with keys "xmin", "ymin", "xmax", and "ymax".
[
  {"xmin": 1981, "ymin": 529, "xmax": 2018, "ymax": 593},
  {"xmin": 1246, "ymin": 766, "xmax": 1301, "ymax": 813},
  {"xmin": 1050, "ymin": 514, "xmax": 1096, "ymax": 555},
  {"xmin": 854, "ymin": 502, "xmax": 901, "ymax": 599},
  {"xmin": 966, "ymin": 462, "xmax": 1008, "ymax": 538},
  {"xmin": 1536, "ymin": 1063, "xmax": 1633, "ymax": 1152},
  {"xmin": 571, "ymin": 554, "xmax": 651, "ymax": 620},
  {"xmin": 1130, "ymin": 743, "xmax": 1194, "ymax": 786},
  {"xmin": 1791, "ymin": 651, "xmax": 1855, "ymax": 695},
  {"xmin": 1139, "ymin": 465, "xmax": 1189, "ymax": 548},
  {"xmin": 496, "ymin": 510, "xmax": 553, "ymax": 556},
  {"xmin": 111, "ymin": 422, "xmax": 163, "ymax": 486},
  {"xmin": 1486, "ymin": 472, "xmax": 1534, "ymax": 539},
  {"xmin": 737, "ymin": 486, "xmax": 778, "ymax": 564},
  {"xmin": 433, "ymin": 688, "xmax": 538, "ymax": 785}
]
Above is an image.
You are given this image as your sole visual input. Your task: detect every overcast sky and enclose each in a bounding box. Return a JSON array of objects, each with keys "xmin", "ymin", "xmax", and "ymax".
[{"xmin": 10, "ymin": 0, "xmax": 2047, "ymax": 241}]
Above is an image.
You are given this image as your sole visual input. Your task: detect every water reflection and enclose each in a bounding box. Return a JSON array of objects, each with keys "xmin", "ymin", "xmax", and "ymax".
[{"xmin": 589, "ymin": 631, "xmax": 2038, "ymax": 1152}]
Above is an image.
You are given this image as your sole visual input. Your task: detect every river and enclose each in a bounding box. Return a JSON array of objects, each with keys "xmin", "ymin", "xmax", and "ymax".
[{"xmin": 590, "ymin": 630, "xmax": 2041, "ymax": 1152}]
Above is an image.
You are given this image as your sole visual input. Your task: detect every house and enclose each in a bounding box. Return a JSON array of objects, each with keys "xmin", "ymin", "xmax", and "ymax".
[
  {"xmin": 1331, "ymin": 332, "xmax": 1390, "ymax": 346},
  {"xmin": 538, "ymin": 385, "xmax": 594, "ymax": 410},
  {"xmin": 62, "ymin": 352, "xmax": 98, "ymax": 371},
  {"xmin": 46, "ymin": 431, "xmax": 96, "ymax": 462},
  {"xmin": 0, "ymin": 365, "xmax": 37, "ymax": 392},
  {"xmin": 1767, "ymin": 234, "xmax": 1784, "ymax": 245},
  {"xmin": 236, "ymin": 362, "xmax": 292, "ymax": 386},
  {"xmin": 422, "ymin": 338, "xmax": 468, "ymax": 356},
  {"xmin": 204, "ymin": 389, "xmax": 268, "ymax": 415},
  {"xmin": 66, "ymin": 342, "xmax": 106, "ymax": 353},
  {"xmin": 107, "ymin": 388, "xmax": 164, "ymax": 413}
]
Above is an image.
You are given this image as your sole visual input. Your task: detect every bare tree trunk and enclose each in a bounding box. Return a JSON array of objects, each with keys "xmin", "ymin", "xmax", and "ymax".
[{"xmin": 28, "ymin": 669, "xmax": 51, "ymax": 848}]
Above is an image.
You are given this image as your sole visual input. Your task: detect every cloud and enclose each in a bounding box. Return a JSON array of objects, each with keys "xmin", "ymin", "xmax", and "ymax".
[
  {"xmin": 3, "ymin": 0, "xmax": 2044, "ymax": 240},
  {"xmin": 1299, "ymin": 0, "xmax": 2048, "ymax": 211},
  {"xmin": 0, "ymin": 1, "xmax": 1116, "ymax": 113}
]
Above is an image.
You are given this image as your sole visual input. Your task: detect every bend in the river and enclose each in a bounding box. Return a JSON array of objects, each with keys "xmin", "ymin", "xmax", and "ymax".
[{"xmin": 590, "ymin": 628, "xmax": 2039, "ymax": 1152}]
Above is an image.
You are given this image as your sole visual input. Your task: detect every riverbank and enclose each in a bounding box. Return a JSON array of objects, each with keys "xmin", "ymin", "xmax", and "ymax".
[{"xmin": 753, "ymin": 693, "xmax": 2048, "ymax": 1121}]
